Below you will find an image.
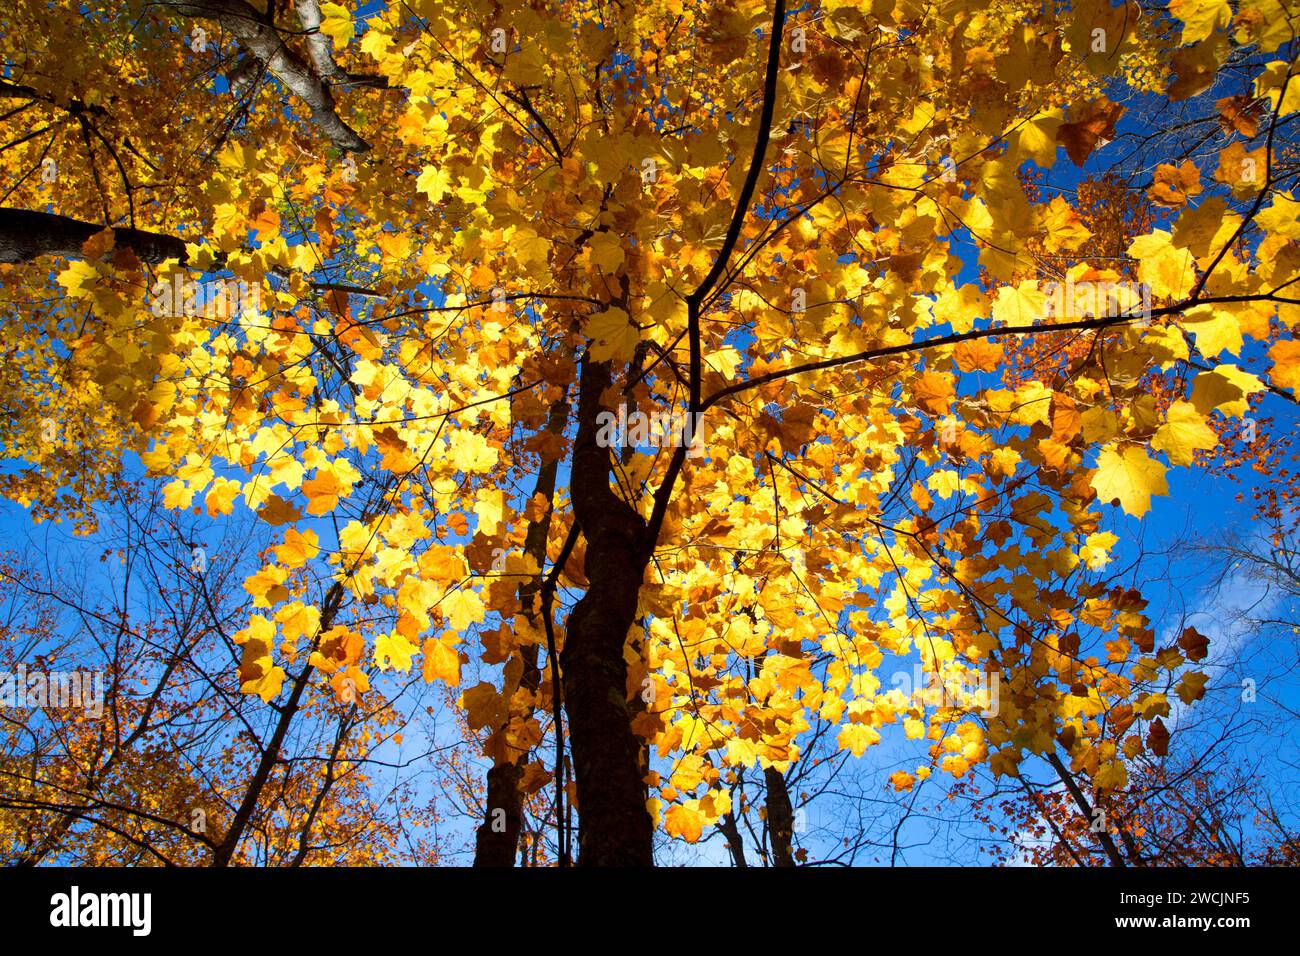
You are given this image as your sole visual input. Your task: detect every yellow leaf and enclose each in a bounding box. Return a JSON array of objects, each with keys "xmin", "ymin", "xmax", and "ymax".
[
  {"xmin": 664, "ymin": 803, "xmax": 704, "ymax": 843},
  {"xmin": 837, "ymin": 723, "xmax": 881, "ymax": 757},
  {"xmin": 422, "ymin": 637, "xmax": 462, "ymax": 686},
  {"xmin": 205, "ymin": 477, "xmax": 241, "ymax": 517},
  {"xmin": 1268, "ymin": 339, "xmax": 1300, "ymax": 390},
  {"xmin": 585, "ymin": 307, "xmax": 640, "ymax": 363},
  {"xmin": 449, "ymin": 429, "xmax": 498, "ymax": 473},
  {"xmin": 442, "ymin": 586, "xmax": 485, "ymax": 630},
  {"xmin": 1094, "ymin": 760, "xmax": 1128, "ymax": 791},
  {"xmin": 889, "ymin": 771, "xmax": 916, "ymax": 792},
  {"xmin": 275, "ymin": 528, "xmax": 321, "ymax": 567},
  {"xmin": 1127, "ymin": 230, "xmax": 1196, "ymax": 299},
  {"xmin": 1010, "ymin": 110, "xmax": 1062, "ymax": 168},
  {"xmin": 992, "ymin": 281, "xmax": 1048, "ymax": 326},
  {"xmin": 1189, "ymin": 364, "xmax": 1264, "ymax": 417},
  {"xmin": 241, "ymin": 661, "xmax": 286, "ymax": 703},
  {"xmin": 417, "ymin": 165, "xmax": 451, "ymax": 203},
  {"xmin": 1151, "ymin": 400, "xmax": 1217, "ymax": 466},
  {"xmin": 302, "ymin": 469, "xmax": 341, "ymax": 515},
  {"xmin": 317, "ymin": 2, "xmax": 355, "ymax": 44},
  {"xmin": 1091, "ymin": 444, "xmax": 1169, "ymax": 517},
  {"xmin": 375, "ymin": 632, "xmax": 417, "ymax": 671},
  {"xmin": 588, "ymin": 231, "xmax": 625, "ymax": 272},
  {"xmin": 1182, "ymin": 305, "xmax": 1242, "ymax": 358},
  {"xmin": 1168, "ymin": 0, "xmax": 1232, "ymax": 45},
  {"xmin": 276, "ymin": 602, "xmax": 321, "ymax": 645},
  {"xmin": 244, "ymin": 564, "xmax": 290, "ymax": 608},
  {"xmin": 1081, "ymin": 530, "xmax": 1119, "ymax": 570}
]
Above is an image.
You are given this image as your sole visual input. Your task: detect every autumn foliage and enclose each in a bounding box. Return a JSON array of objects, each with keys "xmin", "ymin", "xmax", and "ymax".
[{"xmin": 1, "ymin": 0, "xmax": 1299, "ymax": 866}]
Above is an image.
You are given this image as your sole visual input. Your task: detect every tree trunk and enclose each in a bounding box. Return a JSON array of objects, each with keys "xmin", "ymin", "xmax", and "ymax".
[
  {"xmin": 764, "ymin": 765, "xmax": 796, "ymax": 867},
  {"xmin": 474, "ymin": 760, "xmax": 526, "ymax": 867},
  {"xmin": 719, "ymin": 810, "xmax": 748, "ymax": 867},
  {"xmin": 474, "ymin": 397, "xmax": 567, "ymax": 866},
  {"xmin": 560, "ymin": 357, "xmax": 654, "ymax": 866}
]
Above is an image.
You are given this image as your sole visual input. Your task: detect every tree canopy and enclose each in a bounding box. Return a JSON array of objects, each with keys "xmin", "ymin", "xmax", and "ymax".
[{"xmin": 2, "ymin": 0, "xmax": 1299, "ymax": 867}]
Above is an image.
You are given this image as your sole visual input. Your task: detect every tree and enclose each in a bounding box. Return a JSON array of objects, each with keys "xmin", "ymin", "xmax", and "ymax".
[
  {"xmin": 2, "ymin": 0, "xmax": 1300, "ymax": 866},
  {"xmin": 0, "ymin": 479, "xmax": 445, "ymax": 865}
]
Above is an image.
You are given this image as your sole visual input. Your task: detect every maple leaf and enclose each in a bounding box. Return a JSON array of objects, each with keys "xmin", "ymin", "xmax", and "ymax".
[
  {"xmin": 1147, "ymin": 717, "xmax": 1170, "ymax": 757},
  {"xmin": 421, "ymin": 637, "xmax": 461, "ymax": 686},
  {"xmin": 1057, "ymin": 99, "xmax": 1125, "ymax": 167},
  {"xmin": 274, "ymin": 527, "xmax": 320, "ymax": 567},
  {"xmin": 1176, "ymin": 671, "xmax": 1209, "ymax": 704},
  {"xmin": 585, "ymin": 307, "xmax": 640, "ymax": 363},
  {"xmin": 375, "ymin": 632, "xmax": 417, "ymax": 672},
  {"xmin": 588, "ymin": 232, "xmax": 625, "ymax": 273},
  {"xmin": 1189, "ymin": 365, "xmax": 1264, "ymax": 417},
  {"xmin": 238, "ymin": 642, "xmax": 286, "ymax": 703},
  {"xmin": 1178, "ymin": 626, "xmax": 1210, "ymax": 663},
  {"xmin": 258, "ymin": 494, "xmax": 303, "ymax": 526},
  {"xmin": 1091, "ymin": 444, "xmax": 1169, "ymax": 517},
  {"xmin": 244, "ymin": 564, "xmax": 290, "ymax": 608},
  {"xmin": 1167, "ymin": 0, "xmax": 1231, "ymax": 45},
  {"xmin": 1216, "ymin": 95, "xmax": 1262, "ymax": 138},
  {"xmin": 889, "ymin": 771, "xmax": 916, "ymax": 792},
  {"xmin": 302, "ymin": 469, "xmax": 341, "ymax": 515},
  {"xmin": 1151, "ymin": 401, "xmax": 1217, "ymax": 466},
  {"xmin": 205, "ymin": 476, "xmax": 241, "ymax": 517},
  {"xmin": 953, "ymin": 339, "xmax": 1003, "ymax": 372},
  {"xmin": 663, "ymin": 803, "xmax": 704, "ymax": 843},
  {"xmin": 461, "ymin": 682, "xmax": 506, "ymax": 731},
  {"xmin": 1268, "ymin": 339, "xmax": 1300, "ymax": 391},
  {"xmin": 317, "ymin": 2, "xmax": 356, "ymax": 44},
  {"xmin": 837, "ymin": 723, "xmax": 881, "ymax": 758},
  {"xmin": 417, "ymin": 165, "xmax": 451, "ymax": 203},
  {"xmin": 992, "ymin": 281, "xmax": 1048, "ymax": 326},
  {"xmin": 1149, "ymin": 160, "xmax": 1202, "ymax": 209}
]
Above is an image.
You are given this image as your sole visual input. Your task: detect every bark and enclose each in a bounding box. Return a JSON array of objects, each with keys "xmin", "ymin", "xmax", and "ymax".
[
  {"xmin": 555, "ymin": 0, "xmax": 787, "ymax": 865},
  {"xmin": 474, "ymin": 396, "xmax": 568, "ymax": 866},
  {"xmin": 1047, "ymin": 751, "xmax": 1128, "ymax": 867},
  {"xmin": 474, "ymin": 759, "xmax": 525, "ymax": 867},
  {"xmin": 293, "ymin": 0, "xmax": 349, "ymax": 83},
  {"xmin": 211, "ymin": 654, "xmax": 317, "ymax": 865},
  {"xmin": 719, "ymin": 811, "xmax": 748, "ymax": 867},
  {"xmin": 0, "ymin": 207, "xmax": 189, "ymax": 265},
  {"xmin": 560, "ymin": 357, "xmax": 654, "ymax": 866},
  {"xmin": 0, "ymin": 208, "xmax": 379, "ymax": 302},
  {"xmin": 159, "ymin": 0, "xmax": 370, "ymax": 152},
  {"xmin": 764, "ymin": 765, "xmax": 796, "ymax": 867}
]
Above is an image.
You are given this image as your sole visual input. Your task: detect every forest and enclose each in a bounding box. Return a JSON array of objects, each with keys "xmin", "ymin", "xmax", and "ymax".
[{"xmin": 0, "ymin": 0, "xmax": 1298, "ymax": 872}]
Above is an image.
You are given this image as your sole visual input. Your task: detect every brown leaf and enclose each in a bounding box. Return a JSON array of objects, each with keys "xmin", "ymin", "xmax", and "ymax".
[
  {"xmin": 1216, "ymin": 95, "xmax": 1261, "ymax": 138},
  {"xmin": 1178, "ymin": 625, "xmax": 1209, "ymax": 662},
  {"xmin": 1057, "ymin": 98, "xmax": 1125, "ymax": 166},
  {"xmin": 1148, "ymin": 160, "xmax": 1202, "ymax": 208},
  {"xmin": 1147, "ymin": 716, "xmax": 1170, "ymax": 757},
  {"xmin": 80, "ymin": 227, "xmax": 115, "ymax": 260}
]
